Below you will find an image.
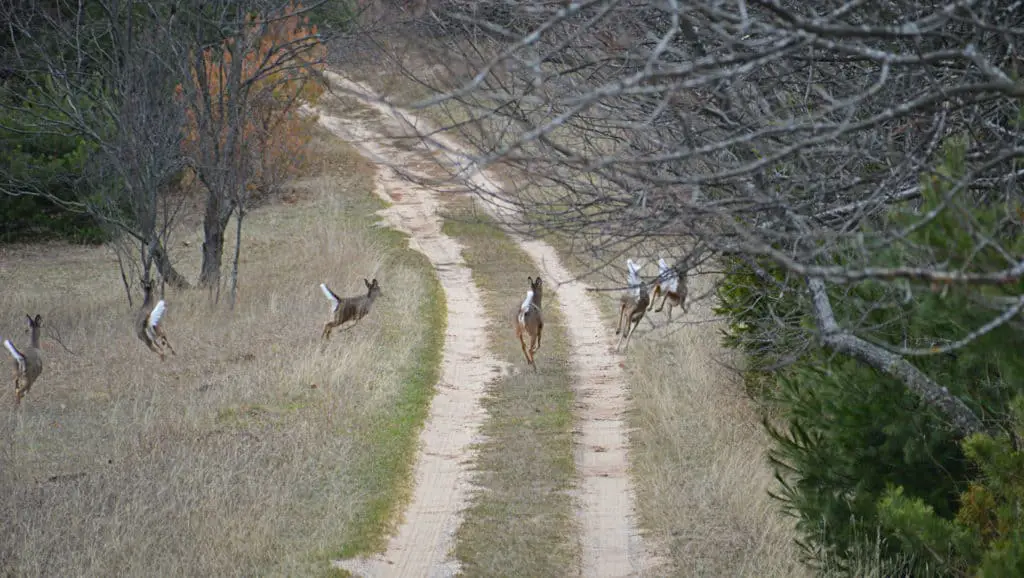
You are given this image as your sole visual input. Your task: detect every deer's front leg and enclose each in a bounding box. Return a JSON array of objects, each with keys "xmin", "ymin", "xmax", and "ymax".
[
  {"xmin": 616, "ymin": 303, "xmax": 627, "ymax": 335},
  {"xmin": 655, "ymin": 293, "xmax": 669, "ymax": 312}
]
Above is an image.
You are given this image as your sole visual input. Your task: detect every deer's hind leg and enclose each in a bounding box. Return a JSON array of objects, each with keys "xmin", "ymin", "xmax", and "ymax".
[
  {"xmin": 322, "ymin": 319, "xmax": 341, "ymax": 340},
  {"xmin": 146, "ymin": 338, "xmax": 166, "ymax": 361},
  {"xmin": 156, "ymin": 328, "xmax": 177, "ymax": 356},
  {"xmin": 517, "ymin": 325, "xmax": 533, "ymax": 367},
  {"xmin": 528, "ymin": 332, "xmax": 539, "ymax": 371},
  {"xmin": 623, "ymin": 315, "xmax": 642, "ymax": 351},
  {"xmin": 15, "ymin": 377, "xmax": 33, "ymax": 403}
]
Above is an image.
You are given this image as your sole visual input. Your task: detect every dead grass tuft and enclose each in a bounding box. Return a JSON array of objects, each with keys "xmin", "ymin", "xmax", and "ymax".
[{"xmin": 0, "ymin": 132, "xmax": 444, "ymax": 576}]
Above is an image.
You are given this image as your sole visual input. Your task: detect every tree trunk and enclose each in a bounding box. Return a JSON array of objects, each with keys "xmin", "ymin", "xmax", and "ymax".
[
  {"xmin": 228, "ymin": 207, "xmax": 244, "ymax": 310},
  {"xmin": 199, "ymin": 215, "xmax": 226, "ymax": 289},
  {"xmin": 151, "ymin": 242, "xmax": 191, "ymax": 289}
]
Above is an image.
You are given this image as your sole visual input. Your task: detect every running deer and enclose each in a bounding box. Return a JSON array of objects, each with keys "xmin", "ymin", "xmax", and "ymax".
[
  {"xmin": 616, "ymin": 281, "xmax": 650, "ymax": 352},
  {"xmin": 649, "ymin": 257, "xmax": 688, "ymax": 321},
  {"xmin": 320, "ymin": 278, "xmax": 382, "ymax": 340},
  {"xmin": 136, "ymin": 278, "xmax": 177, "ymax": 361},
  {"xmin": 515, "ymin": 276, "xmax": 544, "ymax": 370},
  {"xmin": 4, "ymin": 314, "xmax": 43, "ymax": 404}
]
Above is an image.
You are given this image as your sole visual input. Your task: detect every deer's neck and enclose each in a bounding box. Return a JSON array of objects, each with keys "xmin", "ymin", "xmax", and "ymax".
[
  {"xmin": 532, "ymin": 290, "xmax": 543, "ymax": 310},
  {"xmin": 29, "ymin": 327, "xmax": 40, "ymax": 349},
  {"xmin": 142, "ymin": 290, "xmax": 154, "ymax": 310}
]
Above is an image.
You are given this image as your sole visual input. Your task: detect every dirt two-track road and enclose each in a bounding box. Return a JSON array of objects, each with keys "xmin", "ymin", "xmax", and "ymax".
[{"xmin": 317, "ymin": 70, "xmax": 659, "ymax": 578}]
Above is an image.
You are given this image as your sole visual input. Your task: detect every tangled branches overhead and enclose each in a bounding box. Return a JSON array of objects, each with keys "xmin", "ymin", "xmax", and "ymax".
[{"xmin": 357, "ymin": 0, "xmax": 1024, "ymax": 434}]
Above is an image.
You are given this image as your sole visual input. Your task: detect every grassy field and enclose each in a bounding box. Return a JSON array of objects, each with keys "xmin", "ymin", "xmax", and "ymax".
[
  {"xmin": 0, "ymin": 129, "xmax": 444, "ymax": 577},
  {"xmin": 440, "ymin": 201, "xmax": 581, "ymax": 577}
]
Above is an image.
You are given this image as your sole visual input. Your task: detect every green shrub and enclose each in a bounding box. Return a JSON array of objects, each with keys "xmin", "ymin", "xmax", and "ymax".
[
  {"xmin": 0, "ymin": 87, "xmax": 106, "ymax": 243},
  {"xmin": 715, "ymin": 133, "xmax": 1024, "ymax": 574},
  {"xmin": 879, "ymin": 397, "xmax": 1024, "ymax": 577}
]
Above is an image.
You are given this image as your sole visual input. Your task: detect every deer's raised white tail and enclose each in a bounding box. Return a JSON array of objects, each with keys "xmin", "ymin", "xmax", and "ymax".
[
  {"xmin": 320, "ymin": 283, "xmax": 341, "ymax": 313},
  {"xmin": 518, "ymin": 290, "xmax": 535, "ymax": 326},
  {"xmin": 4, "ymin": 339, "xmax": 25, "ymax": 374},
  {"xmin": 626, "ymin": 259, "xmax": 643, "ymax": 299},
  {"xmin": 657, "ymin": 258, "xmax": 679, "ymax": 294}
]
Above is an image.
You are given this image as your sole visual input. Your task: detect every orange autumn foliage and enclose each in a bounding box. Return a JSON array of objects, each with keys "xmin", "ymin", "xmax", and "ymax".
[{"xmin": 176, "ymin": 2, "xmax": 326, "ymax": 196}]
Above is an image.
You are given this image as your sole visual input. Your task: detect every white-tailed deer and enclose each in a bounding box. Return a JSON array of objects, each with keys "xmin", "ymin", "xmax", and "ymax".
[
  {"xmin": 616, "ymin": 281, "xmax": 650, "ymax": 352},
  {"xmin": 649, "ymin": 257, "xmax": 688, "ymax": 321},
  {"xmin": 320, "ymin": 278, "xmax": 382, "ymax": 340},
  {"xmin": 515, "ymin": 276, "xmax": 544, "ymax": 370},
  {"xmin": 136, "ymin": 278, "xmax": 177, "ymax": 361},
  {"xmin": 4, "ymin": 314, "xmax": 43, "ymax": 405}
]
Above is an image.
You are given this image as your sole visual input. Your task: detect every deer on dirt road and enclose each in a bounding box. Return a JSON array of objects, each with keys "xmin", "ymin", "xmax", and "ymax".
[
  {"xmin": 616, "ymin": 258, "xmax": 650, "ymax": 351},
  {"xmin": 616, "ymin": 280, "xmax": 650, "ymax": 352},
  {"xmin": 320, "ymin": 278, "xmax": 382, "ymax": 340},
  {"xmin": 4, "ymin": 314, "xmax": 44, "ymax": 405},
  {"xmin": 649, "ymin": 257, "xmax": 688, "ymax": 321},
  {"xmin": 137, "ymin": 278, "xmax": 177, "ymax": 361},
  {"xmin": 515, "ymin": 276, "xmax": 544, "ymax": 370}
]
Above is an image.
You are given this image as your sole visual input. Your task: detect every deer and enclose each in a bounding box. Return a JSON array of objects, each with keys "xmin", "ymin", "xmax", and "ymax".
[
  {"xmin": 4, "ymin": 314, "xmax": 44, "ymax": 405},
  {"xmin": 648, "ymin": 257, "xmax": 688, "ymax": 321},
  {"xmin": 616, "ymin": 280, "xmax": 650, "ymax": 352},
  {"xmin": 320, "ymin": 278, "xmax": 382, "ymax": 340},
  {"xmin": 515, "ymin": 276, "xmax": 544, "ymax": 370},
  {"xmin": 616, "ymin": 258, "xmax": 650, "ymax": 351},
  {"xmin": 136, "ymin": 278, "xmax": 177, "ymax": 361}
]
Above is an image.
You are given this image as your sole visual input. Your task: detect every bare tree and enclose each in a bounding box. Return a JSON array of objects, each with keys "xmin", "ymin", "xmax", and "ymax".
[
  {"xmin": 169, "ymin": 0, "xmax": 328, "ymax": 296},
  {"xmin": 364, "ymin": 0, "xmax": 1024, "ymax": 436},
  {"xmin": 0, "ymin": 0, "xmax": 192, "ymax": 291}
]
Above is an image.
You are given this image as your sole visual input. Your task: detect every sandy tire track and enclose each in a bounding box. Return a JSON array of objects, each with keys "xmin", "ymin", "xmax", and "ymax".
[
  {"xmin": 316, "ymin": 79, "xmax": 503, "ymax": 578},
  {"xmin": 323, "ymin": 71, "xmax": 659, "ymax": 577}
]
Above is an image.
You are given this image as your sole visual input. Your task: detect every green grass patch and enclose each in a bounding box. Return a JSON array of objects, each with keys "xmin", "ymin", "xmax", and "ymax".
[{"xmin": 441, "ymin": 202, "xmax": 580, "ymax": 577}]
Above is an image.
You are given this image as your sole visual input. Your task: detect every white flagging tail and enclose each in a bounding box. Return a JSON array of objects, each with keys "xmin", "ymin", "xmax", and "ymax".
[
  {"xmin": 4, "ymin": 339, "xmax": 25, "ymax": 374},
  {"xmin": 147, "ymin": 300, "xmax": 167, "ymax": 343},
  {"xmin": 626, "ymin": 259, "xmax": 642, "ymax": 298},
  {"xmin": 658, "ymin": 257, "xmax": 679, "ymax": 294},
  {"xmin": 320, "ymin": 283, "xmax": 340, "ymax": 312},
  {"xmin": 518, "ymin": 290, "xmax": 535, "ymax": 325}
]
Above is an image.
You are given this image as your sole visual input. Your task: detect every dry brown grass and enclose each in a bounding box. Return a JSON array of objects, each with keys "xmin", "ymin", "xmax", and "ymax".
[{"xmin": 0, "ymin": 130, "xmax": 445, "ymax": 577}]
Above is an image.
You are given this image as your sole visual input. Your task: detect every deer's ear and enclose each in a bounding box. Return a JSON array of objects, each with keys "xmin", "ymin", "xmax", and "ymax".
[
  {"xmin": 364, "ymin": 278, "xmax": 371, "ymax": 288},
  {"xmin": 26, "ymin": 314, "xmax": 33, "ymax": 324},
  {"xmin": 34, "ymin": 314, "xmax": 42, "ymax": 324},
  {"xmin": 528, "ymin": 276, "xmax": 533, "ymax": 284}
]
